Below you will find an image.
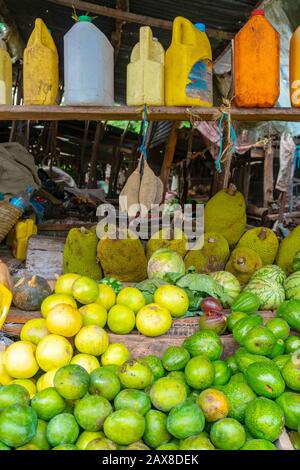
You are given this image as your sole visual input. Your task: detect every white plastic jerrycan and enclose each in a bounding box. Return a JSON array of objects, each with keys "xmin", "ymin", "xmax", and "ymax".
[
  {"xmin": 64, "ymin": 15, "xmax": 114, "ymax": 106},
  {"xmin": 127, "ymin": 26, "xmax": 165, "ymax": 106}
]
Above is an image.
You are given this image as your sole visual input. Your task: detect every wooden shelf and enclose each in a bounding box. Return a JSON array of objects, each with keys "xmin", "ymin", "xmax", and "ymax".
[{"xmin": 1, "ymin": 105, "xmax": 300, "ymax": 122}]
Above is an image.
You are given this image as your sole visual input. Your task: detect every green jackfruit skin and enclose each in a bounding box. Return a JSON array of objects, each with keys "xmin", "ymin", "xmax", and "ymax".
[
  {"xmin": 184, "ymin": 232, "xmax": 230, "ymax": 273},
  {"xmin": 63, "ymin": 227, "xmax": 103, "ymax": 280},
  {"xmin": 97, "ymin": 236, "xmax": 147, "ymax": 283},
  {"xmin": 146, "ymin": 229, "xmax": 188, "ymax": 260},
  {"xmin": 276, "ymin": 226, "xmax": 300, "ymax": 275},
  {"xmin": 236, "ymin": 227, "xmax": 279, "ymax": 265},
  {"xmin": 204, "ymin": 186, "xmax": 246, "ymax": 247},
  {"xmin": 225, "ymin": 247, "xmax": 263, "ymax": 286}
]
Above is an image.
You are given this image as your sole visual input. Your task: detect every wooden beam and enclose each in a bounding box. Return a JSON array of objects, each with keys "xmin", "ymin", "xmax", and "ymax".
[
  {"xmin": 160, "ymin": 122, "xmax": 180, "ymax": 195},
  {"xmin": 2, "ymin": 106, "xmax": 300, "ymax": 122},
  {"xmin": 88, "ymin": 121, "xmax": 104, "ymax": 188},
  {"xmin": 48, "ymin": 0, "xmax": 234, "ymax": 40},
  {"xmin": 263, "ymin": 141, "xmax": 274, "ymax": 208},
  {"xmin": 111, "ymin": 0, "xmax": 129, "ymax": 65}
]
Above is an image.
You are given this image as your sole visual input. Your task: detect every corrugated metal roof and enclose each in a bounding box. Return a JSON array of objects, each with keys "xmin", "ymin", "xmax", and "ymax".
[{"xmin": 6, "ymin": 0, "xmax": 259, "ymax": 103}]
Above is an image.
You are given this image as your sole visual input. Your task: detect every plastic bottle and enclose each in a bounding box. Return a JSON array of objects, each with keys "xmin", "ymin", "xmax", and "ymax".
[
  {"xmin": 127, "ymin": 26, "xmax": 165, "ymax": 106},
  {"xmin": 64, "ymin": 15, "xmax": 114, "ymax": 106},
  {"xmin": 234, "ymin": 10, "xmax": 280, "ymax": 108},
  {"xmin": 23, "ymin": 18, "xmax": 59, "ymax": 105},
  {"xmin": 165, "ymin": 17, "xmax": 213, "ymax": 107},
  {"xmin": 9, "ymin": 186, "xmax": 33, "ymax": 212},
  {"xmin": 0, "ymin": 23, "xmax": 12, "ymax": 105},
  {"xmin": 290, "ymin": 26, "xmax": 300, "ymax": 107}
]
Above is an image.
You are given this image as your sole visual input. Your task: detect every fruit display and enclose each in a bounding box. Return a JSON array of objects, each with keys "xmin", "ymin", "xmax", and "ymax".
[
  {"xmin": 1, "ymin": 301, "xmax": 300, "ymax": 450},
  {"xmin": 225, "ymin": 247, "xmax": 263, "ymax": 286},
  {"xmin": 147, "ymin": 248, "xmax": 185, "ymax": 280},
  {"xmin": 276, "ymin": 226, "xmax": 300, "ymax": 275}
]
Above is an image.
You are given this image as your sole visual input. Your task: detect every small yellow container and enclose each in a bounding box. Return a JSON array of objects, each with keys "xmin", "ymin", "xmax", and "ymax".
[
  {"xmin": 23, "ymin": 18, "xmax": 59, "ymax": 105},
  {"xmin": 11, "ymin": 219, "xmax": 37, "ymax": 261},
  {"xmin": 165, "ymin": 17, "xmax": 213, "ymax": 107},
  {"xmin": 0, "ymin": 39, "xmax": 12, "ymax": 105},
  {"xmin": 0, "ymin": 283, "xmax": 12, "ymax": 330},
  {"xmin": 127, "ymin": 26, "xmax": 165, "ymax": 106}
]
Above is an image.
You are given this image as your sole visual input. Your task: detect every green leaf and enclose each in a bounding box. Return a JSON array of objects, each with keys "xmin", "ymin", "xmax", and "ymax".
[
  {"xmin": 162, "ymin": 272, "xmax": 185, "ymax": 285},
  {"xmin": 176, "ymin": 273, "xmax": 228, "ymax": 304}
]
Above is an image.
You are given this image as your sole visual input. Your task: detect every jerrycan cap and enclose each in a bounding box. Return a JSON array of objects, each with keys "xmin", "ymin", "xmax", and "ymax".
[
  {"xmin": 251, "ymin": 9, "xmax": 265, "ymax": 16},
  {"xmin": 195, "ymin": 23, "xmax": 206, "ymax": 32},
  {"xmin": 78, "ymin": 15, "xmax": 93, "ymax": 22}
]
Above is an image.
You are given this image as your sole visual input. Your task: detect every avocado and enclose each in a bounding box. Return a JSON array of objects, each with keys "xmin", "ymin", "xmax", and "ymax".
[
  {"xmin": 269, "ymin": 339, "xmax": 285, "ymax": 359},
  {"xmin": 232, "ymin": 315, "xmax": 263, "ymax": 346},
  {"xmin": 244, "ymin": 397, "xmax": 284, "ymax": 441},
  {"xmin": 222, "ymin": 380, "xmax": 256, "ymax": 423},
  {"xmin": 235, "ymin": 348, "xmax": 272, "ymax": 374},
  {"xmin": 272, "ymin": 354, "xmax": 291, "ymax": 371},
  {"xmin": 276, "ymin": 391, "xmax": 300, "ymax": 430},
  {"xmin": 282, "ymin": 358, "xmax": 300, "ymax": 392},
  {"xmin": 243, "ymin": 326, "xmax": 276, "ymax": 356},
  {"xmin": 246, "ymin": 361, "xmax": 285, "ymax": 399}
]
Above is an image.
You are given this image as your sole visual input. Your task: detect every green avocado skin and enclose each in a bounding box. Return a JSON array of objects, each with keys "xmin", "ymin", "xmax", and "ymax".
[
  {"xmin": 246, "ymin": 361, "xmax": 285, "ymax": 399},
  {"xmin": 232, "ymin": 315, "xmax": 263, "ymax": 345},
  {"xmin": 276, "ymin": 392, "xmax": 300, "ymax": 430},
  {"xmin": 243, "ymin": 326, "xmax": 276, "ymax": 356},
  {"xmin": 245, "ymin": 397, "xmax": 284, "ymax": 442}
]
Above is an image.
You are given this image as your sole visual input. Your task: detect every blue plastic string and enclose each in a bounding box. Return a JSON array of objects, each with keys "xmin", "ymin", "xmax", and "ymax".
[
  {"xmin": 138, "ymin": 105, "xmax": 148, "ymax": 162},
  {"xmin": 216, "ymin": 112, "xmax": 237, "ymax": 173},
  {"xmin": 290, "ymin": 145, "xmax": 300, "ymax": 212}
]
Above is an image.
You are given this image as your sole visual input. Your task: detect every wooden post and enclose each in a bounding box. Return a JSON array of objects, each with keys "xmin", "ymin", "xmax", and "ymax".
[
  {"xmin": 160, "ymin": 122, "xmax": 180, "ymax": 195},
  {"xmin": 111, "ymin": 0, "xmax": 129, "ymax": 65},
  {"xmin": 263, "ymin": 141, "xmax": 274, "ymax": 208},
  {"xmin": 278, "ymin": 192, "xmax": 287, "ymax": 224},
  {"xmin": 88, "ymin": 122, "xmax": 104, "ymax": 189},
  {"xmin": 78, "ymin": 120, "xmax": 90, "ymax": 186}
]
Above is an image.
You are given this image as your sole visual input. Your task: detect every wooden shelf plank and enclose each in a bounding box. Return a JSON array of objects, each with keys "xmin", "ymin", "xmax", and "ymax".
[{"xmin": 1, "ymin": 105, "xmax": 300, "ymax": 122}]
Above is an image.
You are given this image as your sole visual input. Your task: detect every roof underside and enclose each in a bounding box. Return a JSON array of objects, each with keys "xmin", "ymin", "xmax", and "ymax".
[{"xmin": 5, "ymin": 0, "xmax": 259, "ymax": 103}]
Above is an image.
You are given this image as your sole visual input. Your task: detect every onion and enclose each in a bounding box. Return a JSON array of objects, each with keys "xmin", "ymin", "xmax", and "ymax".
[
  {"xmin": 200, "ymin": 297, "xmax": 223, "ymax": 313},
  {"xmin": 199, "ymin": 311, "xmax": 228, "ymax": 335}
]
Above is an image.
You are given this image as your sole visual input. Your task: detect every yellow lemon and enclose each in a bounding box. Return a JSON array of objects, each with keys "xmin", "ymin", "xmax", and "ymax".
[
  {"xmin": 0, "ymin": 351, "xmax": 12, "ymax": 385},
  {"xmin": 79, "ymin": 303, "xmax": 107, "ymax": 328},
  {"xmin": 20, "ymin": 318, "xmax": 49, "ymax": 345},
  {"xmin": 107, "ymin": 305, "xmax": 135, "ymax": 334},
  {"xmin": 11, "ymin": 379, "xmax": 37, "ymax": 399},
  {"xmin": 46, "ymin": 304, "xmax": 82, "ymax": 337},
  {"xmin": 36, "ymin": 334, "xmax": 73, "ymax": 371},
  {"xmin": 96, "ymin": 284, "xmax": 116, "ymax": 311},
  {"xmin": 36, "ymin": 368, "xmax": 59, "ymax": 392},
  {"xmin": 75, "ymin": 325, "xmax": 109, "ymax": 356},
  {"xmin": 71, "ymin": 353, "xmax": 100, "ymax": 374},
  {"xmin": 41, "ymin": 294, "xmax": 77, "ymax": 318},
  {"xmin": 136, "ymin": 303, "xmax": 172, "ymax": 337},
  {"xmin": 101, "ymin": 343, "xmax": 130, "ymax": 366},
  {"xmin": 54, "ymin": 273, "xmax": 81, "ymax": 296},
  {"xmin": 117, "ymin": 287, "xmax": 146, "ymax": 313},
  {"xmin": 154, "ymin": 285, "xmax": 189, "ymax": 318},
  {"xmin": 4, "ymin": 341, "xmax": 39, "ymax": 379}
]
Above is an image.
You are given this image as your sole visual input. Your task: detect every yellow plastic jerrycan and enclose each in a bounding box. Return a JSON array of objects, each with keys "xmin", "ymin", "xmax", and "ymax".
[
  {"xmin": 0, "ymin": 283, "xmax": 12, "ymax": 330},
  {"xmin": 11, "ymin": 219, "xmax": 37, "ymax": 261},
  {"xmin": 165, "ymin": 17, "xmax": 213, "ymax": 107},
  {"xmin": 0, "ymin": 35, "xmax": 12, "ymax": 105},
  {"xmin": 290, "ymin": 26, "xmax": 300, "ymax": 107},
  {"xmin": 127, "ymin": 26, "xmax": 165, "ymax": 106},
  {"xmin": 24, "ymin": 18, "xmax": 59, "ymax": 105}
]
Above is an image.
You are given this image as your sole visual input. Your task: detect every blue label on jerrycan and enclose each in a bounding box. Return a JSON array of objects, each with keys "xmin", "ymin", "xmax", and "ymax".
[{"xmin": 186, "ymin": 59, "xmax": 212, "ymax": 103}]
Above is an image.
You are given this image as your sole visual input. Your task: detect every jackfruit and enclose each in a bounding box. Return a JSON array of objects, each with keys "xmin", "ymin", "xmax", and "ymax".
[
  {"xmin": 63, "ymin": 227, "xmax": 103, "ymax": 280},
  {"xmin": 225, "ymin": 247, "xmax": 263, "ymax": 286},
  {"xmin": 146, "ymin": 228, "xmax": 188, "ymax": 259},
  {"xmin": 97, "ymin": 226, "xmax": 147, "ymax": 282},
  {"xmin": 276, "ymin": 225, "xmax": 300, "ymax": 275},
  {"xmin": 204, "ymin": 184, "xmax": 246, "ymax": 247},
  {"xmin": 184, "ymin": 232, "xmax": 230, "ymax": 273},
  {"xmin": 236, "ymin": 227, "xmax": 279, "ymax": 265}
]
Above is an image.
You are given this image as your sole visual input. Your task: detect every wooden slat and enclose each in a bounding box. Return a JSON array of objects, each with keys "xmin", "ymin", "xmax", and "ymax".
[
  {"xmin": 48, "ymin": 0, "xmax": 234, "ymax": 40},
  {"xmin": 2, "ymin": 106, "xmax": 300, "ymax": 122}
]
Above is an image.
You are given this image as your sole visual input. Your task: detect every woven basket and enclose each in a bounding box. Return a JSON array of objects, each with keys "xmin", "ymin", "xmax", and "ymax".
[{"xmin": 0, "ymin": 201, "xmax": 22, "ymax": 243}]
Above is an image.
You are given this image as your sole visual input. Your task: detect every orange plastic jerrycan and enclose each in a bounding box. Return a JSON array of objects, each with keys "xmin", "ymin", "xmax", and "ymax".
[
  {"xmin": 290, "ymin": 26, "xmax": 300, "ymax": 107},
  {"xmin": 24, "ymin": 18, "xmax": 59, "ymax": 105},
  {"xmin": 234, "ymin": 10, "xmax": 280, "ymax": 108},
  {"xmin": 165, "ymin": 17, "xmax": 213, "ymax": 107}
]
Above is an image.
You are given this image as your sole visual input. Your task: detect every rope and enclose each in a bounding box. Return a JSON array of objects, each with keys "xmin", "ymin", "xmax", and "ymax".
[
  {"xmin": 215, "ymin": 100, "xmax": 237, "ymax": 173},
  {"xmin": 290, "ymin": 144, "xmax": 300, "ymax": 212},
  {"xmin": 137, "ymin": 105, "xmax": 148, "ymax": 177}
]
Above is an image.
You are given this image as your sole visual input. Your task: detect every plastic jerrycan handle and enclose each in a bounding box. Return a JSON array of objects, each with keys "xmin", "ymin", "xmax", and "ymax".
[
  {"xmin": 173, "ymin": 16, "xmax": 196, "ymax": 45},
  {"xmin": 33, "ymin": 18, "xmax": 43, "ymax": 45},
  {"xmin": 139, "ymin": 26, "xmax": 152, "ymax": 60}
]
